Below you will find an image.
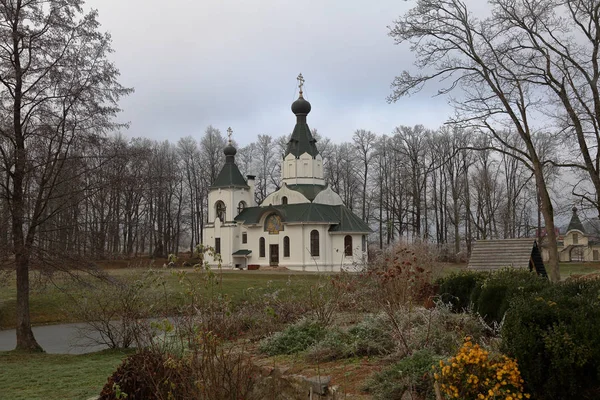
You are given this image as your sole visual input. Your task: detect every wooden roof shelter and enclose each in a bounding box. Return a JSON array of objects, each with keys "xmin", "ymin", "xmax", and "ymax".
[{"xmin": 467, "ymin": 238, "xmax": 547, "ymax": 277}]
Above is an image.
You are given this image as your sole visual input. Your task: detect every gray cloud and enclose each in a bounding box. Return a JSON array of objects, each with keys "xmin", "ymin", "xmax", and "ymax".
[{"xmin": 87, "ymin": 0, "xmax": 456, "ymax": 145}]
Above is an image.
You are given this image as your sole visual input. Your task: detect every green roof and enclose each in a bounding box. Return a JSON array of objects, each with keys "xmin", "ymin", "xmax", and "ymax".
[
  {"xmin": 285, "ymin": 115, "xmax": 319, "ymax": 158},
  {"xmin": 232, "ymin": 249, "xmax": 252, "ymax": 256},
  {"xmin": 235, "ymin": 203, "xmax": 371, "ymax": 233},
  {"xmin": 286, "ymin": 184, "xmax": 326, "ymax": 201},
  {"xmin": 210, "ymin": 162, "xmax": 249, "ymax": 189},
  {"xmin": 567, "ymin": 207, "xmax": 585, "ymax": 233}
]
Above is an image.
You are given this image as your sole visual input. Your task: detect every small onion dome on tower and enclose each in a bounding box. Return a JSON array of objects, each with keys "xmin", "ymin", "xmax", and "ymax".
[
  {"xmin": 291, "ymin": 72, "xmax": 311, "ymax": 116},
  {"xmin": 567, "ymin": 205, "xmax": 586, "ymax": 233},
  {"xmin": 224, "ymin": 127, "xmax": 237, "ymax": 162},
  {"xmin": 209, "ymin": 127, "xmax": 249, "ymax": 190},
  {"xmin": 224, "ymin": 142, "xmax": 237, "ymax": 157},
  {"xmin": 291, "ymin": 94, "xmax": 311, "ymax": 115}
]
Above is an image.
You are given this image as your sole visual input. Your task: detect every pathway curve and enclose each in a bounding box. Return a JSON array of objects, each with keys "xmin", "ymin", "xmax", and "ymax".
[{"xmin": 0, "ymin": 323, "xmax": 108, "ymax": 354}]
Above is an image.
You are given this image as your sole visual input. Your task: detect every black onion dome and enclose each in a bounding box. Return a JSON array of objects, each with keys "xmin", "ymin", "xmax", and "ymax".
[
  {"xmin": 224, "ymin": 143, "xmax": 237, "ymax": 156},
  {"xmin": 291, "ymin": 95, "xmax": 311, "ymax": 115}
]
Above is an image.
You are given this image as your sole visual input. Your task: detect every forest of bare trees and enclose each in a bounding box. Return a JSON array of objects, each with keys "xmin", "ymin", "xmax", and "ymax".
[{"xmin": 0, "ymin": 122, "xmax": 551, "ymax": 265}]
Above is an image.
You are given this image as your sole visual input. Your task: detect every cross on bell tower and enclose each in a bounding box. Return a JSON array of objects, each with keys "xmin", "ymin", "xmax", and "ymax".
[{"xmin": 227, "ymin": 127, "xmax": 233, "ymax": 143}]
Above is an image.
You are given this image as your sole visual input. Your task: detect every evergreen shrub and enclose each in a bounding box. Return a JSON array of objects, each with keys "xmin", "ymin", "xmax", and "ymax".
[
  {"xmin": 437, "ymin": 270, "xmax": 488, "ymax": 311},
  {"xmin": 502, "ymin": 279, "xmax": 600, "ymax": 400},
  {"xmin": 472, "ymin": 268, "xmax": 548, "ymax": 324}
]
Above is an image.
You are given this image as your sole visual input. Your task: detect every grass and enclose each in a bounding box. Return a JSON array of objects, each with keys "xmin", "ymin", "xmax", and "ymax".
[
  {"xmin": 558, "ymin": 262, "xmax": 600, "ymax": 278},
  {"xmin": 0, "ymin": 267, "xmax": 323, "ymax": 329},
  {"xmin": 0, "ymin": 349, "xmax": 132, "ymax": 400}
]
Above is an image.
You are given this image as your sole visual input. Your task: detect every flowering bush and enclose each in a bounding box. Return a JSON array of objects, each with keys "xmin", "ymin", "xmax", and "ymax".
[{"xmin": 434, "ymin": 337, "xmax": 530, "ymax": 400}]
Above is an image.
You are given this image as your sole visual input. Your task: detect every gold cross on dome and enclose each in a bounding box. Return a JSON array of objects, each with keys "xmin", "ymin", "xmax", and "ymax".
[
  {"xmin": 297, "ymin": 73, "xmax": 305, "ymax": 94},
  {"xmin": 227, "ymin": 127, "xmax": 233, "ymax": 143}
]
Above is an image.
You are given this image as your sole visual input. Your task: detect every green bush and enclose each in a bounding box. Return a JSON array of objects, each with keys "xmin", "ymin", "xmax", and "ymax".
[
  {"xmin": 259, "ymin": 318, "xmax": 327, "ymax": 356},
  {"xmin": 502, "ymin": 279, "xmax": 600, "ymax": 400},
  {"xmin": 363, "ymin": 349, "xmax": 441, "ymax": 400},
  {"xmin": 472, "ymin": 268, "xmax": 548, "ymax": 324},
  {"xmin": 436, "ymin": 270, "xmax": 488, "ymax": 311}
]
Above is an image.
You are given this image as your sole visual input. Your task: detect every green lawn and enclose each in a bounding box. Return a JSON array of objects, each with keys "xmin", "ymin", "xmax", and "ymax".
[
  {"xmin": 0, "ymin": 268, "xmax": 323, "ymax": 329},
  {"xmin": 0, "ymin": 349, "xmax": 132, "ymax": 400},
  {"xmin": 558, "ymin": 262, "xmax": 600, "ymax": 278}
]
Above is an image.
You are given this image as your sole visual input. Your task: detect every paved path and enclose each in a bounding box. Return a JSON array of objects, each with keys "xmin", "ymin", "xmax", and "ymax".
[{"xmin": 0, "ymin": 323, "xmax": 108, "ymax": 354}]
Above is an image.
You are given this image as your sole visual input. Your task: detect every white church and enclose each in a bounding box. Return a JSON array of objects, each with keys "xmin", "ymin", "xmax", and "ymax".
[{"xmin": 202, "ymin": 75, "xmax": 371, "ymax": 271}]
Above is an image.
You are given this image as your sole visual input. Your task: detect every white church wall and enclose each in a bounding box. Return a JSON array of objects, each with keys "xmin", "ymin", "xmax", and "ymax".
[
  {"xmin": 261, "ymin": 185, "xmax": 310, "ymax": 206},
  {"xmin": 281, "ymin": 152, "xmax": 325, "ymax": 186}
]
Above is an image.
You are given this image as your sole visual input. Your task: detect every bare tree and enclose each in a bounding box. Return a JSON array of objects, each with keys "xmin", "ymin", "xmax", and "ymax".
[
  {"xmin": 490, "ymin": 0, "xmax": 600, "ymax": 219},
  {"xmin": 200, "ymin": 126, "xmax": 226, "ymax": 185},
  {"xmin": 388, "ymin": 0, "xmax": 561, "ymax": 280},
  {"xmin": 0, "ymin": 0, "xmax": 131, "ymax": 350},
  {"xmin": 353, "ymin": 129, "xmax": 377, "ymax": 222},
  {"xmin": 253, "ymin": 134, "xmax": 278, "ymax": 204}
]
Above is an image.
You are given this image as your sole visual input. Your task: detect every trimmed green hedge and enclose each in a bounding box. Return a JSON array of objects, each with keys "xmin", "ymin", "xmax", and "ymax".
[
  {"xmin": 502, "ymin": 279, "xmax": 600, "ymax": 400},
  {"xmin": 437, "ymin": 268, "xmax": 548, "ymax": 324},
  {"xmin": 437, "ymin": 270, "xmax": 488, "ymax": 311}
]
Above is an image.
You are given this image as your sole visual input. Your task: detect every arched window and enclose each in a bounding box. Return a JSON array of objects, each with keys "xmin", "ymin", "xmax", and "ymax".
[
  {"xmin": 215, "ymin": 201, "xmax": 226, "ymax": 222},
  {"xmin": 282, "ymin": 196, "xmax": 288, "ymax": 205},
  {"xmin": 237, "ymin": 201, "xmax": 246, "ymax": 215},
  {"xmin": 573, "ymin": 233, "xmax": 579, "ymax": 245},
  {"xmin": 283, "ymin": 236, "xmax": 290, "ymax": 257},
  {"xmin": 310, "ymin": 230, "xmax": 319, "ymax": 257},
  {"xmin": 259, "ymin": 237, "xmax": 265, "ymax": 257},
  {"xmin": 344, "ymin": 235, "xmax": 353, "ymax": 256}
]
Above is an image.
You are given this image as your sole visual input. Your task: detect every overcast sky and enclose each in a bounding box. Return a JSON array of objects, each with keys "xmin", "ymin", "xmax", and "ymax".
[{"xmin": 82, "ymin": 0, "xmax": 462, "ymax": 146}]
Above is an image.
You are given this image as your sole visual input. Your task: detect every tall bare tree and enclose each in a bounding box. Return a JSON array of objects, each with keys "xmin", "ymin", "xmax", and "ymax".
[
  {"xmin": 0, "ymin": 0, "xmax": 131, "ymax": 350},
  {"xmin": 388, "ymin": 0, "xmax": 561, "ymax": 280},
  {"xmin": 353, "ymin": 129, "xmax": 377, "ymax": 222}
]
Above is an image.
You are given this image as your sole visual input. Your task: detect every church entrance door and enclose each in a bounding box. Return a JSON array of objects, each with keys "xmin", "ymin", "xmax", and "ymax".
[{"xmin": 270, "ymin": 244, "xmax": 279, "ymax": 266}]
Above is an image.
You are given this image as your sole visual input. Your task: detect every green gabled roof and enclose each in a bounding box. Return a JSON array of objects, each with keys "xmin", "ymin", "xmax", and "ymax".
[
  {"xmin": 286, "ymin": 184, "xmax": 326, "ymax": 201},
  {"xmin": 235, "ymin": 203, "xmax": 371, "ymax": 233},
  {"xmin": 567, "ymin": 207, "xmax": 585, "ymax": 233},
  {"xmin": 329, "ymin": 206, "xmax": 371, "ymax": 233},
  {"xmin": 232, "ymin": 249, "xmax": 252, "ymax": 256},
  {"xmin": 285, "ymin": 118, "xmax": 319, "ymax": 158},
  {"xmin": 210, "ymin": 162, "xmax": 249, "ymax": 189}
]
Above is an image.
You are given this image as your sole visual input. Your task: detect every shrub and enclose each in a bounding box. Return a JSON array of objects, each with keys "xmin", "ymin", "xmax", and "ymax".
[
  {"xmin": 405, "ymin": 304, "xmax": 487, "ymax": 356},
  {"xmin": 364, "ymin": 349, "xmax": 441, "ymax": 400},
  {"xmin": 259, "ymin": 318, "xmax": 327, "ymax": 356},
  {"xmin": 306, "ymin": 315, "xmax": 395, "ymax": 362},
  {"xmin": 306, "ymin": 327, "xmax": 352, "ymax": 362},
  {"xmin": 69, "ymin": 271, "xmax": 165, "ymax": 349},
  {"xmin": 100, "ymin": 331, "xmax": 259, "ymax": 400},
  {"xmin": 472, "ymin": 268, "xmax": 548, "ymax": 324},
  {"xmin": 99, "ymin": 350, "xmax": 194, "ymax": 400},
  {"xmin": 435, "ymin": 337, "xmax": 530, "ymax": 400},
  {"xmin": 502, "ymin": 279, "xmax": 600, "ymax": 400},
  {"xmin": 347, "ymin": 315, "xmax": 395, "ymax": 357},
  {"xmin": 437, "ymin": 270, "xmax": 488, "ymax": 311}
]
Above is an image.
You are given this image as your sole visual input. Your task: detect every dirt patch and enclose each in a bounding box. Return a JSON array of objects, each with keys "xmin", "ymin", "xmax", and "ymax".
[{"xmin": 247, "ymin": 342, "xmax": 381, "ymax": 398}]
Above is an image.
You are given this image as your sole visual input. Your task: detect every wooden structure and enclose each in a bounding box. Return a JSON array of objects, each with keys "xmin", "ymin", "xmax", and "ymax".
[{"xmin": 468, "ymin": 238, "xmax": 547, "ymax": 277}]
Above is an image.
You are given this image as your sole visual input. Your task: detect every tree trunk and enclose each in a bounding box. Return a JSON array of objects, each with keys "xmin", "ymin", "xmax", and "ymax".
[
  {"xmin": 15, "ymin": 253, "xmax": 42, "ymax": 351},
  {"xmin": 534, "ymin": 168, "xmax": 560, "ymax": 282}
]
